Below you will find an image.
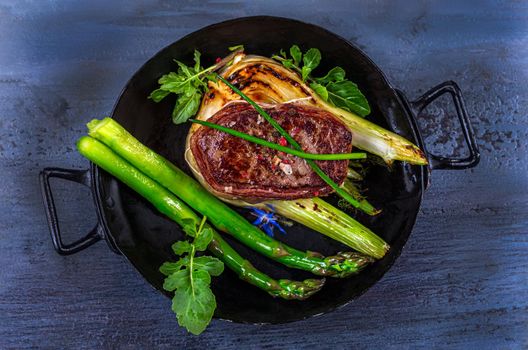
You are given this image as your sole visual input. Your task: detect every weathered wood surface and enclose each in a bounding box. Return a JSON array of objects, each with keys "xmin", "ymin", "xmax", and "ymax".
[{"xmin": 0, "ymin": 1, "xmax": 526, "ymax": 348}]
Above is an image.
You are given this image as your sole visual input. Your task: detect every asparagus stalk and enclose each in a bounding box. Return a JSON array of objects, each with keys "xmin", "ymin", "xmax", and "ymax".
[
  {"xmin": 207, "ymin": 231, "xmax": 324, "ymax": 300},
  {"xmin": 86, "ymin": 118, "xmax": 374, "ymax": 276},
  {"xmin": 77, "ymin": 136, "xmax": 324, "ymax": 299},
  {"xmin": 189, "ymin": 118, "xmax": 366, "ymax": 161}
]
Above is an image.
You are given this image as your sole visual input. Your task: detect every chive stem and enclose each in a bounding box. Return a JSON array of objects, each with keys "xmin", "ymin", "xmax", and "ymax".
[{"xmin": 189, "ymin": 118, "xmax": 366, "ymax": 161}]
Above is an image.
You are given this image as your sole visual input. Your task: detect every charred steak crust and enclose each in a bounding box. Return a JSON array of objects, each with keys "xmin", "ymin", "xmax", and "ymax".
[{"xmin": 190, "ymin": 102, "xmax": 352, "ymax": 200}]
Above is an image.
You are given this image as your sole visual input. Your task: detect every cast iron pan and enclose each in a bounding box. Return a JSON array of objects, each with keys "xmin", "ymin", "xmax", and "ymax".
[{"xmin": 40, "ymin": 16, "xmax": 480, "ymax": 324}]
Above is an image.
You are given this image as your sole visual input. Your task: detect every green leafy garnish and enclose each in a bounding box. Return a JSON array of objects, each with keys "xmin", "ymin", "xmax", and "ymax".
[
  {"xmin": 150, "ymin": 44, "xmax": 371, "ymax": 125},
  {"xmin": 149, "ymin": 50, "xmax": 217, "ymax": 124},
  {"xmin": 301, "ymin": 48, "xmax": 321, "ymax": 80},
  {"xmin": 309, "ymin": 82, "xmax": 329, "ymax": 101},
  {"xmin": 313, "ymin": 66, "xmax": 346, "ymax": 85},
  {"xmin": 290, "ymin": 45, "xmax": 302, "ymax": 66},
  {"xmin": 327, "ymin": 81, "xmax": 371, "ymax": 117},
  {"xmin": 272, "ymin": 45, "xmax": 371, "ymax": 117},
  {"xmin": 160, "ymin": 216, "xmax": 224, "ymax": 335}
]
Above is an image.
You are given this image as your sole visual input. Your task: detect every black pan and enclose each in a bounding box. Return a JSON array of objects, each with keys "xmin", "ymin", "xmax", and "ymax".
[{"xmin": 40, "ymin": 16, "xmax": 479, "ymax": 324}]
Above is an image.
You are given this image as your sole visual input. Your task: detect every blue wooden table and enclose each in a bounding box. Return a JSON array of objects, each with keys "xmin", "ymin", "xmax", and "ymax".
[{"xmin": 1, "ymin": 1, "xmax": 527, "ymax": 348}]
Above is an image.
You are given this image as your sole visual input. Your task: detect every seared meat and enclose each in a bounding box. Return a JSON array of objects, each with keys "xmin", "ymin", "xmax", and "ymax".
[{"xmin": 189, "ymin": 102, "xmax": 352, "ymax": 201}]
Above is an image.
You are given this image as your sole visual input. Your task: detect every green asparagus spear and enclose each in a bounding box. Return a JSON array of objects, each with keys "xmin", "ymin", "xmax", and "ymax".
[
  {"xmin": 86, "ymin": 118, "xmax": 374, "ymax": 275},
  {"xmin": 77, "ymin": 136, "xmax": 324, "ymax": 299}
]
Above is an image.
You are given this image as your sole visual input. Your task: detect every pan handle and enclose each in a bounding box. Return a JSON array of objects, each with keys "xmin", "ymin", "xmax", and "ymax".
[
  {"xmin": 39, "ymin": 167, "xmax": 104, "ymax": 255},
  {"xmin": 410, "ymin": 81, "xmax": 480, "ymax": 170}
]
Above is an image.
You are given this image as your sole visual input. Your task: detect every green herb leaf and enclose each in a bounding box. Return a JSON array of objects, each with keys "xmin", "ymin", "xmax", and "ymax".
[
  {"xmin": 193, "ymin": 50, "xmax": 201, "ymax": 71},
  {"xmin": 171, "ymin": 269, "xmax": 216, "ymax": 335},
  {"xmin": 327, "ymin": 80, "xmax": 371, "ymax": 117},
  {"xmin": 301, "ymin": 66, "xmax": 312, "ymax": 81},
  {"xmin": 150, "ymin": 49, "xmax": 220, "ymax": 124},
  {"xmin": 282, "ymin": 59, "xmax": 295, "ymax": 69},
  {"xmin": 205, "ymin": 73, "xmax": 218, "ymax": 83},
  {"xmin": 161, "ymin": 215, "xmax": 223, "ymax": 335},
  {"xmin": 148, "ymin": 88, "xmax": 170, "ymax": 102},
  {"xmin": 163, "ymin": 268, "xmax": 189, "ymax": 291},
  {"xmin": 302, "ymin": 48, "xmax": 321, "ymax": 72},
  {"xmin": 172, "ymin": 241, "xmax": 193, "ymax": 255},
  {"xmin": 193, "ymin": 226, "xmax": 213, "ymax": 251},
  {"xmin": 290, "ymin": 45, "xmax": 302, "ymax": 66},
  {"xmin": 172, "ymin": 91, "xmax": 201, "ymax": 124},
  {"xmin": 159, "ymin": 258, "xmax": 189, "ymax": 276},
  {"xmin": 309, "ymin": 82, "xmax": 328, "ymax": 101},
  {"xmin": 175, "ymin": 59, "xmax": 195, "ymax": 78},
  {"xmin": 228, "ymin": 44, "xmax": 244, "ymax": 52},
  {"xmin": 193, "ymin": 256, "xmax": 224, "ymax": 276},
  {"xmin": 314, "ymin": 66, "xmax": 346, "ymax": 85},
  {"xmin": 158, "ymin": 72, "xmax": 179, "ymax": 85},
  {"xmin": 181, "ymin": 218, "xmax": 198, "ymax": 237},
  {"xmin": 272, "ymin": 45, "xmax": 371, "ymax": 116}
]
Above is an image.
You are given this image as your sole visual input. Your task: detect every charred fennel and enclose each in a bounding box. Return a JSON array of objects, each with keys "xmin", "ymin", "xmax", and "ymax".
[
  {"xmin": 203, "ymin": 53, "xmax": 428, "ymax": 165},
  {"xmin": 267, "ymin": 198, "xmax": 387, "ymax": 259},
  {"xmin": 189, "ymin": 118, "xmax": 366, "ymax": 160},
  {"xmin": 340, "ymin": 179, "xmax": 379, "ymax": 216},
  {"xmin": 86, "ymin": 118, "xmax": 373, "ymax": 276},
  {"xmin": 77, "ymin": 136, "xmax": 324, "ymax": 298}
]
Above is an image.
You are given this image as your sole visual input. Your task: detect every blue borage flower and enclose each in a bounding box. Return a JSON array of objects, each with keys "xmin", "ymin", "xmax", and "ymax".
[{"xmin": 248, "ymin": 205, "xmax": 288, "ymax": 237}]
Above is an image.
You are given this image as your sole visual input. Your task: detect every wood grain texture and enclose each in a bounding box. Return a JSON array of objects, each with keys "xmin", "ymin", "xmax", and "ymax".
[{"xmin": 0, "ymin": 0, "xmax": 527, "ymax": 349}]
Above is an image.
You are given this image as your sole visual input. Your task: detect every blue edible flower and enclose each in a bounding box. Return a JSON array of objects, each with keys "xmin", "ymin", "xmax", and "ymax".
[{"xmin": 248, "ymin": 205, "xmax": 287, "ymax": 237}]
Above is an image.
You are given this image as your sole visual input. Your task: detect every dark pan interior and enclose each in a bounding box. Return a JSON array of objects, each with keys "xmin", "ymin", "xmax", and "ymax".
[{"xmin": 95, "ymin": 16, "xmax": 425, "ymax": 324}]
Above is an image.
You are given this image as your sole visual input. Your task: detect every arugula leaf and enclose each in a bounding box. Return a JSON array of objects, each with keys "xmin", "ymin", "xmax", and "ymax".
[
  {"xmin": 172, "ymin": 92, "xmax": 201, "ymax": 124},
  {"xmin": 289, "ymin": 45, "xmax": 302, "ymax": 66},
  {"xmin": 272, "ymin": 45, "xmax": 371, "ymax": 117},
  {"xmin": 181, "ymin": 217, "xmax": 198, "ymax": 237},
  {"xmin": 327, "ymin": 80, "xmax": 371, "ymax": 117},
  {"xmin": 160, "ymin": 216, "xmax": 224, "ymax": 335},
  {"xmin": 163, "ymin": 268, "xmax": 189, "ymax": 291},
  {"xmin": 193, "ymin": 256, "xmax": 224, "ymax": 276},
  {"xmin": 301, "ymin": 66, "xmax": 312, "ymax": 81},
  {"xmin": 149, "ymin": 88, "xmax": 170, "ymax": 102},
  {"xmin": 193, "ymin": 50, "xmax": 201, "ymax": 71},
  {"xmin": 171, "ymin": 269, "xmax": 216, "ymax": 335},
  {"xmin": 282, "ymin": 59, "xmax": 294, "ymax": 69},
  {"xmin": 149, "ymin": 50, "xmax": 218, "ymax": 124},
  {"xmin": 159, "ymin": 258, "xmax": 189, "ymax": 276},
  {"xmin": 314, "ymin": 66, "xmax": 346, "ymax": 85},
  {"xmin": 309, "ymin": 82, "xmax": 328, "ymax": 101},
  {"xmin": 175, "ymin": 59, "xmax": 195, "ymax": 79},
  {"xmin": 172, "ymin": 241, "xmax": 192, "ymax": 255},
  {"xmin": 193, "ymin": 226, "xmax": 213, "ymax": 251},
  {"xmin": 302, "ymin": 48, "xmax": 321, "ymax": 72}
]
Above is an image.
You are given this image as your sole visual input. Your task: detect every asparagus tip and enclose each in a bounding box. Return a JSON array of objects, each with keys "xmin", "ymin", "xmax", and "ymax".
[
  {"xmin": 269, "ymin": 278, "xmax": 325, "ymax": 300},
  {"xmin": 323, "ymin": 251, "xmax": 375, "ymax": 278}
]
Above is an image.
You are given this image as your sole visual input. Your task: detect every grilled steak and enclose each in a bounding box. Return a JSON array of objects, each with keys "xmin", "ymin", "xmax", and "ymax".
[{"xmin": 189, "ymin": 102, "xmax": 352, "ymax": 201}]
